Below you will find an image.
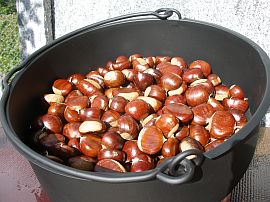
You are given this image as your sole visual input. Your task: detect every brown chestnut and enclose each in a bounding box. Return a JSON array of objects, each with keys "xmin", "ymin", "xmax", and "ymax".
[
  {"xmin": 66, "ymin": 95, "xmax": 89, "ymax": 111},
  {"xmin": 168, "ymin": 81, "xmax": 188, "ymax": 96},
  {"xmin": 41, "ymin": 114, "xmax": 63, "ymax": 133},
  {"xmin": 190, "ymin": 79, "xmax": 214, "ymax": 95},
  {"xmin": 118, "ymin": 115, "xmax": 139, "ymax": 140},
  {"xmin": 189, "ymin": 60, "xmax": 211, "ymax": 77},
  {"xmin": 112, "ymin": 88, "xmax": 140, "ymax": 102},
  {"xmin": 140, "ymin": 114, "xmax": 158, "ymax": 127},
  {"xmin": 79, "ymin": 107, "xmax": 102, "ymax": 121},
  {"xmin": 175, "ymin": 126, "xmax": 190, "ymax": 141},
  {"xmin": 143, "ymin": 68, "xmax": 162, "ymax": 84},
  {"xmin": 205, "ymin": 139, "xmax": 224, "ymax": 152},
  {"xmin": 91, "ymin": 95, "xmax": 109, "ymax": 111},
  {"xmin": 122, "ymin": 69, "xmax": 136, "ymax": 81},
  {"xmin": 162, "ymin": 137, "xmax": 180, "ymax": 157},
  {"xmin": 79, "ymin": 134, "xmax": 102, "ymax": 157},
  {"xmin": 79, "ymin": 120, "xmax": 106, "ymax": 133},
  {"xmin": 182, "ymin": 68, "xmax": 204, "ymax": 84},
  {"xmin": 97, "ymin": 67, "xmax": 109, "ymax": 77},
  {"xmin": 165, "ymin": 94, "xmax": 187, "ymax": 106},
  {"xmin": 191, "ymin": 103, "xmax": 215, "ymax": 126},
  {"xmin": 185, "ymin": 85, "xmax": 209, "ymax": 107},
  {"xmin": 155, "ymin": 56, "xmax": 171, "ymax": 64},
  {"xmin": 207, "ymin": 74, "xmax": 221, "ymax": 86},
  {"xmin": 137, "ymin": 126, "xmax": 165, "ymax": 155},
  {"xmin": 95, "ymin": 159, "xmax": 126, "ymax": 172},
  {"xmin": 207, "ymin": 97, "xmax": 225, "ymax": 111},
  {"xmin": 97, "ymin": 149, "xmax": 126, "ymax": 162},
  {"xmin": 125, "ymin": 99, "xmax": 150, "ymax": 121},
  {"xmin": 38, "ymin": 132, "xmax": 65, "ymax": 148},
  {"xmin": 122, "ymin": 140, "xmax": 143, "ymax": 162},
  {"xmin": 209, "ymin": 111, "xmax": 236, "ymax": 139},
  {"xmin": 109, "ymin": 96, "xmax": 128, "ymax": 113},
  {"xmin": 137, "ymin": 96, "xmax": 162, "ymax": 112},
  {"xmin": 157, "ymin": 62, "xmax": 183, "ymax": 76},
  {"xmin": 48, "ymin": 143, "xmax": 78, "ymax": 160},
  {"xmin": 189, "ymin": 125, "xmax": 210, "ymax": 146},
  {"xmin": 68, "ymin": 138, "xmax": 81, "ymax": 151},
  {"xmin": 47, "ymin": 103, "xmax": 66, "ymax": 118},
  {"xmin": 133, "ymin": 72, "xmax": 154, "ymax": 91},
  {"xmin": 229, "ymin": 85, "xmax": 245, "ymax": 99},
  {"xmin": 67, "ymin": 155, "xmax": 96, "ymax": 171},
  {"xmin": 144, "ymin": 85, "xmax": 167, "ymax": 102},
  {"xmin": 101, "ymin": 109, "xmax": 121, "ymax": 127},
  {"xmin": 130, "ymin": 153, "xmax": 154, "ymax": 172},
  {"xmin": 162, "ymin": 103, "xmax": 193, "ymax": 123},
  {"xmin": 171, "ymin": 56, "xmax": 187, "ymax": 68},
  {"xmin": 132, "ymin": 58, "xmax": 149, "ymax": 72},
  {"xmin": 104, "ymin": 70, "xmax": 126, "ymax": 88},
  {"xmin": 161, "ymin": 73, "xmax": 182, "ymax": 91},
  {"xmin": 144, "ymin": 56, "xmax": 156, "ymax": 68},
  {"xmin": 112, "ymin": 56, "xmax": 130, "ymax": 70},
  {"xmin": 222, "ymin": 97, "xmax": 249, "ymax": 112},
  {"xmin": 228, "ymin": 109, "xmax": 247, "ymax": 128},
  {"xmin": 214, "ymin": 85, "xmax": 230, "ymax": 101},
  {"xmin": 67, "ymin": 73, "xmax": 85, "ymax": 85},
  {"xmin": 44, "ymin": 94, "xmax": 64, "ymax": 104},
  {"xmin": 101, "ymin": 131, "xmax": 124, "ymax": 150},
  {"xmin": 155, "ymin": 114, "xmax": 179, "ymax": 138},
  {"xmin": 64, "ymin": 107, "xmax": 81, "ymax": 122},
  {"xmin": 52, "ymin": 79, "xmax": 73, "ymax": 96},
  {"xmin": 76, "ymin": 79, "xmax": 99, "ymax": 96},
  {"xmin": 180, "ymin": 137, "xmax": 204, "ymax": 159},
  {"xmin": 63, "ymin": 122, "xmax": 83, "ymax": 139}
]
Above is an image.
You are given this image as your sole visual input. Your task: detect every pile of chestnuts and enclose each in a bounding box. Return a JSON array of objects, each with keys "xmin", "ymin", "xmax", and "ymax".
[{"xmin": 30, "ymin": 54, "xmax": 249, "ymax": 173}]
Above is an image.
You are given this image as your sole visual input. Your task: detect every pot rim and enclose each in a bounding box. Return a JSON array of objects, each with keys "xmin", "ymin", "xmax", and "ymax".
[{"xmin": 1, "ymin": 17, "xmax": 270, "ymax": 183}]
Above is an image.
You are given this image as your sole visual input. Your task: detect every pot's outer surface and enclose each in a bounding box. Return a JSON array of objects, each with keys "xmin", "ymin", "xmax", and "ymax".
[{"xmin": 1, "ymin": 12, "xmax": 270, "ymax": 202}]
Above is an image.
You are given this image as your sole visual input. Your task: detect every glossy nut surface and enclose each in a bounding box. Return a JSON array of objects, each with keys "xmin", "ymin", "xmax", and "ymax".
[
  {"xmin": 137, "ymin": 126, "xmax": 164, "ymax": 155},
  {"xmin": 95, "ymin": 159, "xmax": 126, "ymax": 172},
  {"xmin": 125, "ymin": 99, "xmax": 150, "ymax": 121},
  {"xmin": 162, "ymin": 103, "xmax": 193, "ymax": 123},
  {"xmin": 101, "ymin": 131, "xmax": 124, "ymax": 150},
  {"xmin": 101, "ymin": 110, "xmax": 121, "ymax": 127},
  {"xmin": 171, "ymin": 57, "xmax": 187, "ymax": 68},
  {"xmin": 38, "ymin": 132, "xmax": 65, "ymax": 148},
  {"xmin": 180, "ymin": 137, "xmax": 204, "ymax": 158},
  {"xmin": 182, "ymin": 68, "xmax": 204, "ymax": 84},
  {"xmin": 189, "ymin": 60, "xmax": 211, "ymax": 77},
  {"xmin": 118, "ymin": 115, "xmax": 139, "ymax": 140},
  {"xmin": 207, "ymin": 74, "xmax": 221, "ymax": 86},
  {"xmin": 157, "ymin": 63, "xmax": 183, "ymax": 76},
  {"xmin": 155, "ymin": 114, "xmax": 179, "ymax": 138},
  {"xmin": 47, "ymin": 103, "xmax": 66, "ymax": 118},
  {"xmin": 175, "ymin": 126, "xmax": 190, "ymax": 141},
  {"xmin": 228, "ymin": 109, "xmax": 247, "ymax": 128},
  {"xmin": 41, "ymin": 114, "xmax": 63, "ymax": 133},
  {"xmin": 52, "ymin": 79, "xmax": 73, "ymax": 96},
  {"xmin": 207, "ymin": 97, "xmax": 225, "ymax": 111},
  {"xmin": 109, "ymin": 96, "xmax": 128, "ymax": 113},
  {"xmin": 209, "ymin": 111, "xmax": 236, "ymax": 139},
  {"xmin": 165, "ymin": 94, "xmax": 187, "ymax": 106},
  {"xmin": 64, "ymin": 107, "xmax": 80, "ymax": 122},
  {"xmin": 185, "ymin": 85, "xmax": 209, "ymax": 107},
  {"xmin": 66, "ymin": 95, "xmax": 89, "ymax": 111},
  {"xmin": 222, "ymin": 97, "xmax": 249, "ymax": 112},
  {"xmin": 205, "ymin": 139, "xmax": 224, "ymax": 152},
  {"xmin": 133, "ymin": 72, "xmax": 154, "ymax": 91},
  {"xmin": 229, "ymin": 85, "xmax": 245, "ymax": 99},
  {"xmin": 79, "ymin": 134, "xmax": 102, "ymax": 157},
  {"xmin": 214, "ymin": 85, "xmax": 230, "ymax": 101},
  {"xmin": 144, "ymin": 85, "xmax": 167, "ymax": 102},
  {"xmin": 131, "ymin": 153, "xmax": 154, "ymax": 172},
  {"xmin": 91, "ymin": 95, "xmax": 109, "ymax": 111},
  {"xmin": 76, "ymin": 79, "xmax": 99, "ymax": 96},
  {"xmin": 79, "ymin": 107, "xmax": 102, "ymax": 121},
  {"xmin": 161, "ymin": 73, "xmax": 182, "ymax": 91},
  {"xmin": 97, "ymin": 149, "xmax": 126, "ymax": 162},
  {"xmin": 79, "ymin": 120, "xmax": 106, "ymax": 133},
  {"xmin": 155, "ymin": 56, "xmax": 171, "ymax": 64},
  {"xmin": 67, "ymin": 155, "xmax": 96, "ymax": 171},
  {"xmin": 63, "ymin": 122, "xmax": 83, "ymax": 139},
  {"xmin": 162, "ymin": 137, "xmax": 180, "ymax": 157},
  {"xmin": 122, "ymin": 140, "xmax": 143, "ymax": 162},
  {"xmin": 67, "ymin": 73, "xmax": 85, "ymax": 85},
  {"xmin": 44, "ymin": 94, "xmax": 64, "ymax": 104},
  {"xmin": 137, "ymin": 96, "xmax": 162, "ymax": 112},
  {"xmin": 104, "ymin": 70, "xmax": 125, "ymax": 87},
  {"xmin": 189, "ymin": 125, "xmax": 210, "ymax": 146},
  {"xmin": 192, "ymin": 103, "xmax": 215, "ymax": 126},
  {"xmin": 132, "ymin": 58, "xmax": 149, "ymax": 72}
]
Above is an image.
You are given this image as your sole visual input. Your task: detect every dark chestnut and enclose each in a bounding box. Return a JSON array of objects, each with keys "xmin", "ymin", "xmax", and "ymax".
[
  {"xmin": 185, "ymin": 85, "xmax": 209, "ymax": 107},
  {"xmin": 79, "ymin": 134, "xmax": 102, "ymax": 157},
  {"xmin": 125, "ymin": 99, "xmax": 150, "ymax": 121},
  {"xmin": 101, "ymin": 131, "xmax": 124, "ymax": 150},
  {"xmin": 68, "ymin": 156, "xmax": 96, "ymax": 171},
  {"xmin": 155, "ymin": 114, "xmax": 179, "ymax": 138},
  {"xmin": 189, "ymin": 60, "xmax": 211, "ymax": 77},
  {"xmin": 161, "ymin": 137, "xmax": 180, "ymax": 157},
  {"xmin": 109, "ymin": 96, "xmax": 128, "ymax": 113},
  {"xmin": 130, "ymin": 153, "xmax": 154, "ymax": 172},
  {"xmin": 97, "ymin": 149, "xmax": 126, "ymax": 162},
  {"xmin": 41, "ymin": 114, "xmax": 63, "ymax": 133},
  {"xmin": 52, "ymin": 79, "xmax": 73, "ymax": 96},
  {"xmin": 191, "ymin": 103, "xmax": 215, "ymax": 126},
  {"xmin": 118, "ymin": 115, "xmax": 139, "ymax": 140},
  {"xmin": 133, "ymin": 72, "xmax": 154, "ymax": 91},
  {"xmin": 189, "ymin": 125, "xmax": 210, "ymax": 146},
  {"xmin": 162, "ymin": 103, "xmax": 193, "ymax": 123}
]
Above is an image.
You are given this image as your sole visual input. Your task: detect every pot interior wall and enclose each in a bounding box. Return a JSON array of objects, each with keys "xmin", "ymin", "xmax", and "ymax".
[{"xmin": 7, "ymin": 20, "xmax": 266, "ymax": 143}]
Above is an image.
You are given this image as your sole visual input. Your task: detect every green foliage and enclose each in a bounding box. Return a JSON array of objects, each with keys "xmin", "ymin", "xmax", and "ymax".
[
  {"xmin": 0, "ymin": 14, "xmax": 20, "ymax": 74},
  {"xmin": 0, "ymin": 0, "xmax": 16, "ymax": 15}
]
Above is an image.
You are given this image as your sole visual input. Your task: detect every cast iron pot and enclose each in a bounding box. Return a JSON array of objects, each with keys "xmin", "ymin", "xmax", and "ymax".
[{"xmin": 1, "ymin": 8, "xmax": 270, "ymax": 202}]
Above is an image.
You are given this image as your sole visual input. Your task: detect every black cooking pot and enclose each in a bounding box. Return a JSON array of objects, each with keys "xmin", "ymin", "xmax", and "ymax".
[{"xmin": 1, "ymin": 8, "xmax": 270, "ymax": 202}]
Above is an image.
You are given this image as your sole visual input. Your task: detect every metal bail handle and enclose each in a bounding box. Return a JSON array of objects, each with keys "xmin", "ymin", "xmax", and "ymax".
[
  {"xmin": 153, "ymin": 8, "xmax": 182, "ymax": 20},
  {"xmin": 156, "ymin": 149, "xmax": 204, "ymax": 185}
]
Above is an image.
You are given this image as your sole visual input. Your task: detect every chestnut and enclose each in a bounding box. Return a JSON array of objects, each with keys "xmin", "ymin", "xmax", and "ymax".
[
  {"xmin": 47, "ymin": 103, "xmax": 66, "ymax": 118},
  {"xmin": 162, "ymin": 103, "xmax": 193, "ymax": 123},
  {"xmin": 118, "ymin": 115, "xmax": 139, "ymax": 140},
  {"xmin": 180, "ymin": 137, "xmax": 204, "ymax": 159},
  {"xmin": 162, "ymin": 137, "xmax": 180, "ymax": 157},
  {"xmin": 63, "ymin": 122, "xmax": 83, "ymax": 139},
  {"xmin": 86, "ymin": 75, "xmax": 104, "ymax": 89},
  {"xmin": 68, "ymin": 138, "xmax": 81, "ymax": 151},
  {"xmin": 76, "ymin": 79, "xmax": 99, "ymax": 96},
  {"xmin": 64, "ymin": 90, "xmax": 83, "ymax": 103},
  {"xmin": 140, "ymin": 114, "xmax": 157, "ymax": 127},
  {"xmin": 228, "ymin": 109, "xmax": 247, "ymax": 128},
  {"xmin": 67, "ymin": 73, "xmax": 85, "ymax": 85},
  {"xmin": 101, "ymin": 131, "xmax": 124, "ymax": 150},
  {"xmin": 112, "ymin": 88, "xmax": 140, "ymax": 102},
  {"xmin": 191, "ymin": 103, "xmax": 215, "ymax": 126},
  {"xmin": 161, "ymin": 73, "xmax": 182, "ymax": 91},
  {"xmin": 207, "ymin": 74, "xmax": 221, "ymax": 86},
  {"xmin": 67, "ymin": 155, "xmax": 96, "ymax": 171},
  {"xmin": 155, "ymin": 114, "xmax": 179, "ymax": 138},
  {"xmin": 155, "ymin": 56, "xmax": 171, "ymax": 64},
  {"xmin": 101, "ymin": 109, "xmax": 120, "ymax": 127},
  {"xmin": 79, "ymin": 107, "xmax": 102, "ymax": 121},
  {"xmin": 122, "ymin": 140, "xmax": 143, "ymax": 162},
  {"xmin": 144, "ymin": 56, "xmax": 156, "ymax": 68},
  {"xmin": 79, "ymin": 120, "xmax": 106, "ymax": 133},
  {"xmin": 137, "ymin": 126, "xmax": 165, "ymax": 155},
  {"xmin": 97, "ymin": 67, "xmax": 109, "ymax": 77},
  {"xmin": 41, "ymin": 114, "xmax": 63, "ymax": 133},
  {"xmin": 44, "ymin": 93, "xmax": 64, "ymax": 104},
  {"xmin": 106, "ymin": 60, "xmax": 114, "ymax": 70},
  {"xmin": 112, "ymin": 56, "xmax": 130, "ymax": 70},
  {"xmin": 205, "ymin": 139, "xmax": 224, "ymax": 152},
  {"xmin": 185, "ymin": 85, "xmax": 209, "ymax": 107},
  {"xmin": 95, "ymin": 159, "xmax": 126, "ymax": 172},
  {"xmin": 122, "ymin": 69, "xmax": 136, "ymax": 81},
  {"xmin": 189, "ymin": 60, "xmax": 211, "ymax": 77},
  {"xmin": 64, "ymin": 107, "xmax": 81, "ymax": 122},
  {"xmin": 137, "ymin": 96, "xmax": 162, "ymax": 112},
  {"xmin": 143, "ymin": 68, "xmax": 162, "ymax": 84},
  {"xmin": 189, "ymin": 125, "xmax": 210, "ymax": 146},
  {"xmin": 209, "ymin": 111, "xmax": 236, "ymax": 139},
  {"xmin": 105, "ymin": 87, "xmax": 119, "ymax": 99},
  {"xmin": 207, "ymin": 97, "xmax": 225, "ymax": 111},
  {"xmin": 167, "ymin": 81, "xmax": 188, "ymax": 96},
  {"xmin": 109, "ymin": 96, "xmax": 128, "ymax": 113},
  {"xmin": 144, "ymin": 85, "xmax": 167, "ymax": 102},
  {"xmin": 214, "ymin": 85, "xmax": 230, "ymax": 101},
  {"xmin": 79, "ymin": 134, "xmax": 102, "ymax": 157},
  {"xmin": 222, "ymin": 97, "xmax": 249, "ymax": 112},
  {"xmin": 157, "ymin": 62, "xmax": 183, "ymax": 76},
  {"xmin": 165, "ymin": 94, "xmax": 187, "ymax": 106},
  {"xmin": 229, "ymin": 85, "xmax": 245, "ymax": 99},
  {"xmin": 182, "ymin": 68, "xmax": 204, "ymax": 84},
  {"xmin": 175, "ymin": 126, "xmax": 190, "ymax": 141},
  {"xmin": 129, "ymin": 53, "xmax": 142, "ymax": 62},
  {"xmin": 133, "ymin": 72, "xmax": 154, "ymax": 91},
  {"xmin": 132, "ymin": 58, "xmax": 149, "ymax": 72},
  {"xmin": 50, "ymin": 143, "xmax": 78, "ymax": 160},
  {"xmin": 38, "ymin": 132, "xmax": 65, "ymax": 148},
  {"xmin": 190, "ymin": 79, "xmax": 214, "ymax": 95},
  {"xmin": 125, "ymin": 99, "xmax": 150, "ymax": 121},
  {"xmin": 131, "ymin": 153, "xmax": 154, "ymax": 172},
  {"xmin": 97, "ymin": 149, "xmax": 126, "ymax": 162},
  {"xmin": 45, "ymin": 154, "xmax": 64, "ymax": 164},
  {"xmin": 91, "ymin": 95, "xmax": 109, "ymax": 111},
  {"xmin": 170, "ymin": 56, "xmax": 187, "ymax": 68},
  {"xmin": 52, "ymin": 79, "xmax": 73, "ymax": 96},
  {"xmin": 66, "ymin": 95, "xmax": 89, "ymax": 111},
  {"xmin": 104, "ymin": 70, "xmax": 126, "ymax": 87}
]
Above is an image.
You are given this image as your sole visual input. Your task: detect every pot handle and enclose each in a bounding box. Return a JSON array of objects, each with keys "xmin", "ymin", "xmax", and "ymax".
[{"xmin": 156, "ymin": 149, "xmax": 204, "ymax": 185}]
